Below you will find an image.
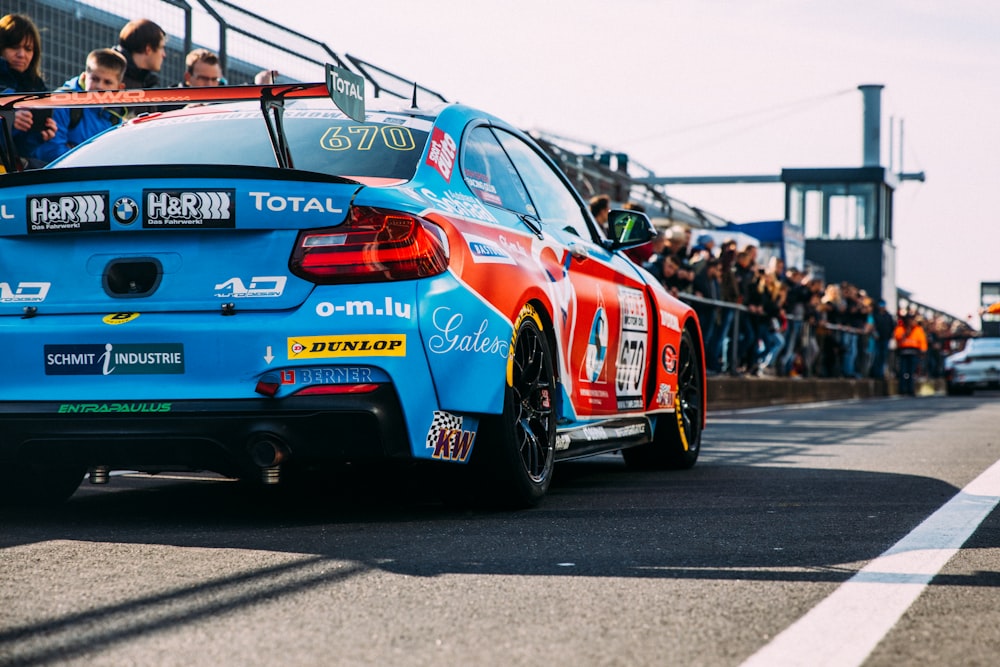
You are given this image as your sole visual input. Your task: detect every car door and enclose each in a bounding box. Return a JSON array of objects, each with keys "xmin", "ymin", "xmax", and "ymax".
[{"xmin": 489, "ymin": 127, "xmax": 653, "ymax": 418}]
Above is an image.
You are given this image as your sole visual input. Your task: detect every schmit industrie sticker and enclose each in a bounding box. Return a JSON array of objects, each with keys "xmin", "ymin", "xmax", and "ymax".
[{"xmin": 44, "ymin": 343, "xmax": 184, "ymax": 375}]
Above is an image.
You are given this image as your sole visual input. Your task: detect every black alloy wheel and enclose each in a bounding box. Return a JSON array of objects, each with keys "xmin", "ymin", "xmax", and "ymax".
[
  {"xmin": 623, "ymin": 327, "xmax": 703, "ymax": 470},
  {"xmin": 475, "ymin": 308, "xmax": 556, "ymax": 508}
]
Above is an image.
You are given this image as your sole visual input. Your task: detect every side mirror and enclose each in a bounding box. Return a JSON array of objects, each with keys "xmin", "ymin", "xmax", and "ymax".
[{"xmin": 608, "ymin": 209, "xmax": 655, "ymax": 249}]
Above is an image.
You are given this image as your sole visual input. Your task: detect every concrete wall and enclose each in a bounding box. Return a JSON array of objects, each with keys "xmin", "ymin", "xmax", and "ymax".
[{"xmin": 706, "ymin": 376, "xmax": 943, "ymax": 411}]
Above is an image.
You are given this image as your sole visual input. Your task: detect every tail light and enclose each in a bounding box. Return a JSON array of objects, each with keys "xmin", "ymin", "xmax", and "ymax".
[{"xmin": 290, "ymin": 206, "xmax": 449, "ymax": 283}]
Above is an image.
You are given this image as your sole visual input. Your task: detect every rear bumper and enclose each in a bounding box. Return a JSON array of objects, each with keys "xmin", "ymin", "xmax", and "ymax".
[
  {"xmin": 0, "ymin": 388, "xmax": 410, "ymax": 478},
  {"xmin": 946, "ymin": 369, "xmax": 1000, "ymax": 388}
]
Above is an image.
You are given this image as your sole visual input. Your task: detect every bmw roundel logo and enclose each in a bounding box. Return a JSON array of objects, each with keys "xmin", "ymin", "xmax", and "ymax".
[{"xmin": 112, "ymin": 197, "xmax": 139, "ymax": 225}]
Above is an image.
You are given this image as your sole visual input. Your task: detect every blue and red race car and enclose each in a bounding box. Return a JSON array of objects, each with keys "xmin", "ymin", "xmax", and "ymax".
[{"xmin": 0, "ymin": 74, "xmax": 705, "ymax": 507}]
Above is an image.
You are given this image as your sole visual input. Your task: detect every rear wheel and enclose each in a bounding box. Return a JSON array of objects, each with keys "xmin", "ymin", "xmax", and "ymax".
[
  {"xmin": 946, "ymin": 383, "xmax": 971, "ymax": 396},
  {"xmin": 623, "ymin": 327, "xmax": 703, "ymax": 470},
  {"xmin": 474, "ymin": 306, "xmax": 556, "ymax": 508}
]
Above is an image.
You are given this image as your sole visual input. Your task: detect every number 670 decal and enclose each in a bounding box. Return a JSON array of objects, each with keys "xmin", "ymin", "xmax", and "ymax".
[{"xmin": 320, "ymin": 125, "xmax": 416, "ymax": 151}]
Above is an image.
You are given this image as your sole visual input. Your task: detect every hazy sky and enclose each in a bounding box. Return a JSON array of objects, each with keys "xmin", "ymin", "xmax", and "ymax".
[{"xmin": 238, "ymin": 0, "xmax": 999, "ymax": 325}]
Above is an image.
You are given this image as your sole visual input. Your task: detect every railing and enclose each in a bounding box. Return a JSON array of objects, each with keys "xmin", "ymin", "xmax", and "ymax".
[
  {"xmin": 21, "ymin": 0, "xmax": 447, "ymax": 105},
  {"xmin": 677, "ymin": 293, "xmax": 932, "ymax": 380}
]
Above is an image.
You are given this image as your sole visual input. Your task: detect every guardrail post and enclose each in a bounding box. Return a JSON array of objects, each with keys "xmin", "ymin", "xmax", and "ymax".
[{"xmin": 730, "ymin": 308, "xmax": 741, "ymax": 376}]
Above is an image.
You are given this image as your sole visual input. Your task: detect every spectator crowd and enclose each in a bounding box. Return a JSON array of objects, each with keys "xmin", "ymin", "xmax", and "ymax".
[
  {"xmin": 1, "ymin": 12, "xmax": 274, "ymax": 170},
  {"xmin": 591, "ymin": 195, "xmax": 969, "ymax": 387}
]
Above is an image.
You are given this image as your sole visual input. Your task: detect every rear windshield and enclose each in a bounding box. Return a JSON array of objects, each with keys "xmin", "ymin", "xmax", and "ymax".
[
  {"xmin": 54, "ymin": 102, "xmax": 433, "ymax": 181},
  {"xmin": 970, "ymin": 339, "xmax": 1000, "ymax": 353}
]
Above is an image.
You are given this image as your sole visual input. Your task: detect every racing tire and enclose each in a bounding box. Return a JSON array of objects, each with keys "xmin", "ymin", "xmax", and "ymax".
[
  {"xmin": 622, "ymin": 327, "xmax": 703, "ymax": 470},
  {"xmin": 0, "ymin": 461, "xmax": 87, "ymax": 508},
  {"xmin": 946, "ymin": 383, "xmax": 971, "ymax": 396},
  {"xmin": 473, "ymin": 307, "xmax": 557, "ymax": 509}
]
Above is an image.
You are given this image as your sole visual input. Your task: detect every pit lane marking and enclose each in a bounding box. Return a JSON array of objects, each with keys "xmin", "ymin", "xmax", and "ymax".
[{"xmin": 740, "ymin": 456, "xmax": 1000, "ymax": 667}]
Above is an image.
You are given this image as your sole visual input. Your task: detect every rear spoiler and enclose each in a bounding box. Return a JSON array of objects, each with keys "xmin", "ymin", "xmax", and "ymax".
[
  {"xmin": 0, "ymin": 81, "xmax": 330, "ymax": 111},
  {"xmin": 1, "ymin": 64, "xmax": 368, "ymax": 172}
]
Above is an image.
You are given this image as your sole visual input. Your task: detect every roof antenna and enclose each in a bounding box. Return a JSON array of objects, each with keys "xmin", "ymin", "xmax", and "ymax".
[{"xmin": 411, "ymin": 82, "xmax": 418, "ymax": 109}]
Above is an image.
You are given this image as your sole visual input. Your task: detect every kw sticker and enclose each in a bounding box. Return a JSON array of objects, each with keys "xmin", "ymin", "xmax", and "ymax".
[{"xmin": 425, "ymin": 410, "xmax": 476, "ymax": 463}]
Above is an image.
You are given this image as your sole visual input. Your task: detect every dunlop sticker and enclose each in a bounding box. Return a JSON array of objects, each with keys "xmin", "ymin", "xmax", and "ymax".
[{"xmin": 287, "ymin": 334, "xmax": 406, "ymax": 359}]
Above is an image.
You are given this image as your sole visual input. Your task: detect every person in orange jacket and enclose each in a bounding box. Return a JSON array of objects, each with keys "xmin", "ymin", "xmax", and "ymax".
[{"xmin": 894, "ymin": 313, "xmax": 927, "ymax": 396}]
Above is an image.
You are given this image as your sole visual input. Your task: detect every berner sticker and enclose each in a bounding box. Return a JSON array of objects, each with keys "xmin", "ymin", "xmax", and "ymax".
[{"xmin": 44, "ymin": 343, "xmax": 185, "ymax": 375}]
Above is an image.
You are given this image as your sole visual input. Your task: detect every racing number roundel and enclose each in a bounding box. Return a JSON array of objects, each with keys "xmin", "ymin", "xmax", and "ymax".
[{"xmin": 103, "ymin": 312, "xmax": 141, "ymax": 325}]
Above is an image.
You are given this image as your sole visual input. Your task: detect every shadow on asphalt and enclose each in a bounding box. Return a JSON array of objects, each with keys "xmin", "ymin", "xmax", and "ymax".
[
  {"xmin": 0, "ymin": 396, "xmax": 995, "ymax": 584},
  {"xmin": 1, "ymin": 396, "xmax": 997, "ymax": 664}
]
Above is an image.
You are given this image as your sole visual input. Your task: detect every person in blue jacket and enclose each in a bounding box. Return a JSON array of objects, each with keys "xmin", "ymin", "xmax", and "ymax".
[
  {"xmin": 1, "ymin": 13, "xmax": 57, "ymax": 168},
  {"xmin": 31, "ymin": 49, "xmax": 127, "ymax": 165}
]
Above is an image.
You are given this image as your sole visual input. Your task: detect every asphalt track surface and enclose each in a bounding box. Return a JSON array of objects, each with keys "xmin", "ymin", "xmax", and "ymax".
[{"xmin": 1, "ymin": 393, "xmax": 998, "ymax": 666}]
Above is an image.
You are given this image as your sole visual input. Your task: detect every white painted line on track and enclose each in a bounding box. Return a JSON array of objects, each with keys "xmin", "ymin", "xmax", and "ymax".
[
  {"xmin": 740, "ymin": 456, "xmax": 1000, "ymax": 667},
  {"xmin": 708, "ymin": 395, "xmax": 903, "ymax": 417}
]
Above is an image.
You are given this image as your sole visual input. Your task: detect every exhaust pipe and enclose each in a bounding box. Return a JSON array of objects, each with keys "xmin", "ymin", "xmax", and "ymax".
[
  {"xmin": 89, "ymin": 465, "xmax": 110, "ymax": 484},
  {"xmin": 247, "ymin": 433, "xmax": 289, "ymax": 485}
]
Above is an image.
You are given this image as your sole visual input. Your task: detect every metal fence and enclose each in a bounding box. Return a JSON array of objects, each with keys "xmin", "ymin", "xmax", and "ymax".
[
  {"xmin": 8, "ymin": 0, "xmax": 190, "ymax": 89},
  {"xmin": 680, "ymin": 292, "xmax": 959, "ymax": 382},
  {"xmin": 8, "ymin": 0, "xmax": 446, "ymax": 101}
]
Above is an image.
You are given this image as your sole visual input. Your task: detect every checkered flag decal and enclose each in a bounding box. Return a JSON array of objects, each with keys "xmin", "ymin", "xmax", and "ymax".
[{"xmin": 426, "ymin": 410, "xmax": 463, "ymax": 449}]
